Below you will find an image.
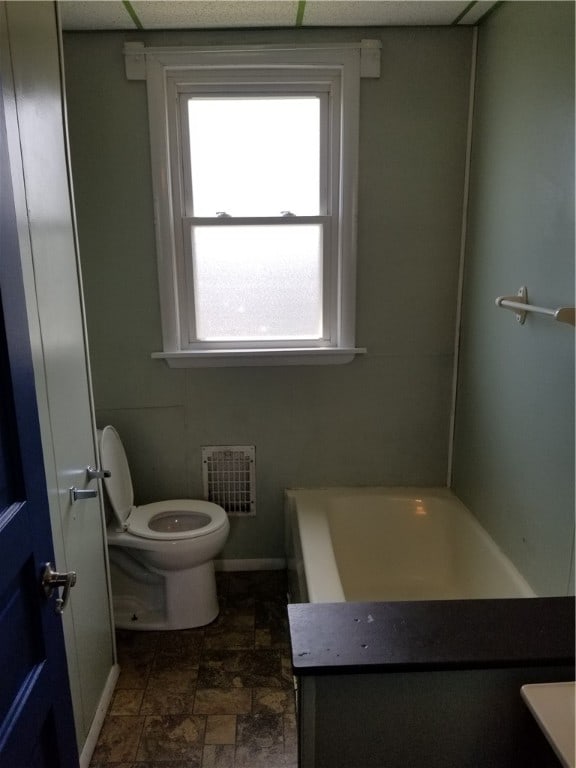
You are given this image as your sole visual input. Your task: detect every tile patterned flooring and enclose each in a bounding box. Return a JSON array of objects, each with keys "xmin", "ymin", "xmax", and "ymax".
[{"xmin": 90, "ymin": 571, "xmax": 297, "ymax": 768}]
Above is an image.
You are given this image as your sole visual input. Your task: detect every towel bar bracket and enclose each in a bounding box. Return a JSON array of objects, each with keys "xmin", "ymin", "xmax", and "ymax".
[
  {"xmin": 512, "ymin": 285, "xmax": 527, "ymax": 324},
  {"xmin": 495, "ymin": 286, "xmax": 575, "ymax": 327}
]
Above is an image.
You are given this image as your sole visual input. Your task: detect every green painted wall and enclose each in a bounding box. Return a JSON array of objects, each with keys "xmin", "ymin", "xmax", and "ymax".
[
  {"xmin": 452, "ymin": 2, "xmax": 575, "ymax": 595},
  {"xmin": 64, "ymin": 27, "xmax": 472, "ymax": 561}
]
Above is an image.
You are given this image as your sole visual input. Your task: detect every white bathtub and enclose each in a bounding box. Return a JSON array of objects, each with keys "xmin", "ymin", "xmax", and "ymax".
[{"xmin": 285, "ymin": 487, "xmax": 535, "ymax": 603}]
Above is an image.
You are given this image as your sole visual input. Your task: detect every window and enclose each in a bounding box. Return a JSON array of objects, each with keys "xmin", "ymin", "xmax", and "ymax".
[
  {"xmin": 126, "ymin": 42, "xmax": 380, "ymax": 366},
  {"xmin": 183, "ymin": 88, "xmax": 326, "ymax": 344}
]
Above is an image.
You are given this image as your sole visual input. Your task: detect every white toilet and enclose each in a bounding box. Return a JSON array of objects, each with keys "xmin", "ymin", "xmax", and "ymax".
[{"xmin": 98, "ymin": 425, "xmax": 229, "ymax": 630}]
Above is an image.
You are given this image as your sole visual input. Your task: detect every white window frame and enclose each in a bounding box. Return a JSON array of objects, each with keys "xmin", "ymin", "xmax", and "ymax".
[{"xmin": 126, "ymin": 42, "xmax": 380, "ymax": 367}]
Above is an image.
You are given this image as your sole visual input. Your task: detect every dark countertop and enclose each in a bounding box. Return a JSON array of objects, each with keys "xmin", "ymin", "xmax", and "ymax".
[{"xmin": 288, "ymin": 597, "xmax": 575, "ymax": 675}]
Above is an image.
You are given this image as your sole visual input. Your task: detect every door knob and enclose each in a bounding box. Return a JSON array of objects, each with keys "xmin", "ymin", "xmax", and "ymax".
[{"xmin": 41, "ymin": 563, "xmax": 77, "ymax": 614}]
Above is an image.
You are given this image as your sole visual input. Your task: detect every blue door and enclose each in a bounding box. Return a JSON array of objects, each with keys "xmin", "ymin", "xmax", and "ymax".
[{"xmin": 0, "ymin": 79, "xmax": 78, "ymax": 768}]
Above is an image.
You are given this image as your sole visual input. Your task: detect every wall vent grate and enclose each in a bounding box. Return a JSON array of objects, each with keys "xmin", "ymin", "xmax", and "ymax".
[{"xmin": 201, "ymin": 445, "xmax": 256, "ymax": 515}]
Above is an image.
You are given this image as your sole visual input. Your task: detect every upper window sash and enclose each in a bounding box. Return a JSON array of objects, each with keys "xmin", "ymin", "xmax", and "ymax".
[
  {"xmin": 183, "ymin": 216, "xmax": 330, "ymax": 225},
  {"xmin": 175, "ymin": 82, "xmax": 334, "ymax": 220}
]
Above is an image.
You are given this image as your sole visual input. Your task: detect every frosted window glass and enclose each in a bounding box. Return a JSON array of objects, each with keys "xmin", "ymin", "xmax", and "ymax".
[
  {"xmin": 188, "ymin": 98, "xmax": 320, "ymax": 216},
  {"xmin": 192, "ymin": 225, "xmax": 323, "ymax": 341}
]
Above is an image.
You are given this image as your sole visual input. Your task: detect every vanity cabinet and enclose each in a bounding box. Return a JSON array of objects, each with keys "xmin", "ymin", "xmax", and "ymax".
[{"xmin": 288, "ymin": 599, "xmax": 574, "ymax": 768}]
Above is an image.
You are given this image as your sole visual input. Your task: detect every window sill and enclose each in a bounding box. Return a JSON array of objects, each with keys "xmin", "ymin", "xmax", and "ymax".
[{"xmin": 151, "ymin": 347, "xmax": 367, "ymax": 368}]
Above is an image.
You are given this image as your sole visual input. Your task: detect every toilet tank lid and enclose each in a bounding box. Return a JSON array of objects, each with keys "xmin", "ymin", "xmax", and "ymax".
[{"xmin": 99, "ymin": 425, "xmax": 134, "ymax": 526}]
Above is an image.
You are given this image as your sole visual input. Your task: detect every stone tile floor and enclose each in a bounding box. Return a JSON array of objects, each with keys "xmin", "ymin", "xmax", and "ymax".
[{"xmin": 90, "ymin": 571, "xmax": 297, "ymax": 768}]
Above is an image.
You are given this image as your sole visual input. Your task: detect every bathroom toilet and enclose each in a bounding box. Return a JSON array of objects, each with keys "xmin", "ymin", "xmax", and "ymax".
[{"xmin": 98, "ymin": 425, "xmax": 229, "ymax": 630}]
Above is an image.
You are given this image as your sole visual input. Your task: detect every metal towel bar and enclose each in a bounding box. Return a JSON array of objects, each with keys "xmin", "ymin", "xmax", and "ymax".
[{"xmin": 495, "ymin": 286, "xmax": 575, "ymax": 326}]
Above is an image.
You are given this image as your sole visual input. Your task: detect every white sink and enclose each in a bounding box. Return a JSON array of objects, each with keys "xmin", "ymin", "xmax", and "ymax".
[{"xmin": 521, "ymin": 682, "xmax": 575, "ymax": 768}]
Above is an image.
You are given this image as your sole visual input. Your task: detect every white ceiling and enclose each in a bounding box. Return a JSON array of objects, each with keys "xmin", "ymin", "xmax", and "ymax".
[{"xmin": 59, "ymin": 1, "xmax": 499, "ymax": 31}]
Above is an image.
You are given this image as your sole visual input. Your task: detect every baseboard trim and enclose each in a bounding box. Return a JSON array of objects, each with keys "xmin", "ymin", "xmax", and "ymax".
[
  {"xmin": 79, "ymin": 663, "xmax": 120, "ymax": 768},
  {"xmin": 215, "ymin": 558, "xmax": 286, "ymax": 572}
]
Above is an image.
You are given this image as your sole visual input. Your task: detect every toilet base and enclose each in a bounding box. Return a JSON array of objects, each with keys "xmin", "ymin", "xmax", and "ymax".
[
  {"xmin": 164, "ymin": 560, "xmax": 219, "ymax": 629},
  {"xmin": 110, "ymin": 555, "xmax": 220, "ymax": 630},
  {"xmin": 112, "ymin": 597, "xmax": 166, "ymax": 631}
]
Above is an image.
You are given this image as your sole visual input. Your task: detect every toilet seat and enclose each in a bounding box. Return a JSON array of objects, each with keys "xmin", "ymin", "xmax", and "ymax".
[
  {"xmin": 99, "ymin": 425, "xmax": 226, "ymax": 542},
  {"xmin": 125, "ymin": 500, "xmax": 229, "ymax": 541}
]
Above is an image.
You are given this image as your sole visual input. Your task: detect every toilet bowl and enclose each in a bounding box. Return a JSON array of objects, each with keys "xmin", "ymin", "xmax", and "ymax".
[{"xmin": 98, "ymin": 425, "xmax": 229, "ymax": 630}]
